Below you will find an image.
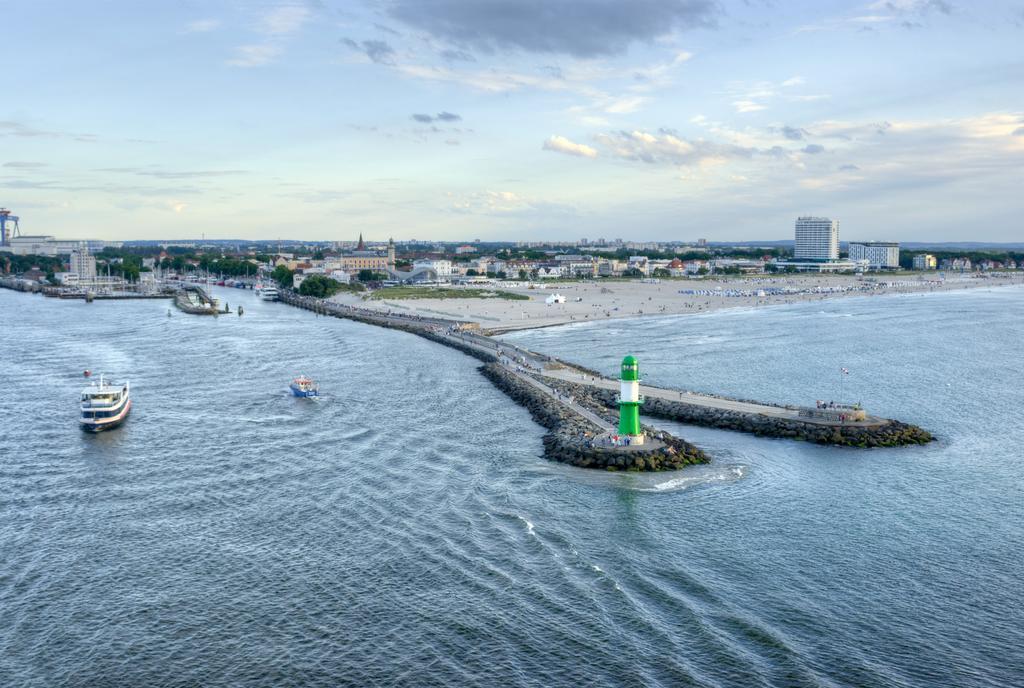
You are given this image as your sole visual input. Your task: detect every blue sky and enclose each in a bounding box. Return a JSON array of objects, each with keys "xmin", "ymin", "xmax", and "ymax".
[{"xmin": 2, "ymin": 0, "xmax": 1022, "ymax": 242}]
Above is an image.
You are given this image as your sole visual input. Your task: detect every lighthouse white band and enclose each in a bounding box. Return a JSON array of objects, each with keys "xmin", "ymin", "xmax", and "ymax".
[{"xmin": 620, "ymin": 380, "xmax": 639, "ymax": 403}]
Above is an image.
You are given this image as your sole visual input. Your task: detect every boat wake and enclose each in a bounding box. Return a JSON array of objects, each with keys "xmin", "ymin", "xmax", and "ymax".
[{"xmin": 630, "ymin": 464, "xmax": 747, "ymax": 493}]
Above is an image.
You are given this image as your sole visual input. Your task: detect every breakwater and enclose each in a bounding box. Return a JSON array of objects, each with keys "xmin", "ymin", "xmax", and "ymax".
[
  {"xmin": 480, "ymin": 364, "xmax": 707, "ymax": 470},
  {"xmin": 281, "ymin": 291, "xmax": 706, "ymax": 470},
  {"xmin": 543, "ymin": 375, "xmax": 933, "ymax": 448},
  {"xmin": 281, "ymin": 289, "xmax": 933, "ymax": 459}
]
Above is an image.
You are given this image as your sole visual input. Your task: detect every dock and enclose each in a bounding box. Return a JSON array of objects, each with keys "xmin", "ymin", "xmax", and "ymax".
[{"xmin": 174, "ymin": 286, "xmax": 219, "ymax": 315}]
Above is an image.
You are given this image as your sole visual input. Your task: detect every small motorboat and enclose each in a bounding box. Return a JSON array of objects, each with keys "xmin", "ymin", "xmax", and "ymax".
[{"xmin": 289, "ymin": 375, "xmax": 319, "ymax": 397}]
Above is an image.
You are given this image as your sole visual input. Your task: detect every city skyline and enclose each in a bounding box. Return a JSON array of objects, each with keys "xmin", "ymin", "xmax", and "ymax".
[{"xmin": 2, "ymin": 1, "xmax": 1023, "ymax": 241}]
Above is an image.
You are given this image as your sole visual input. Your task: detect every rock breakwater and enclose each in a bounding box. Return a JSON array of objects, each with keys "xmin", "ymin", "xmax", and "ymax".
[
  {"xmin": 543, "ymin": 377, "xmax": 933, "ymax": 448},
  {"xmin": 480, "ymin": 364, "xmax": 707, "ymax": 470}
]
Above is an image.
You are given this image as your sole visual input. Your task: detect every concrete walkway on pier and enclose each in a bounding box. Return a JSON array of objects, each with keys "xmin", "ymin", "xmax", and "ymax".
[{"xmin": 540, "ymin": 367, "xmax": 884, "ymax": 428}]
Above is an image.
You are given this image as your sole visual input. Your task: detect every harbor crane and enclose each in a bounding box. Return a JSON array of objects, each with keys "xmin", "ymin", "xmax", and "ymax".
[{"xmin": 0, "ymin": 208, "xmax": 20, "ymax": 246}]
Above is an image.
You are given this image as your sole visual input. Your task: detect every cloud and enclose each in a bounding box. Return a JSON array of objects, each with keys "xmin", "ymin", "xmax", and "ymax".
[
  {"xmin": 2, "ymin": 161, "xmax": 47, "ymax": 169},
  {"xmin": 839, "ymin": 164, "xmax": 860, "ymax": 171},
  {"xmin": 411, "ymin": 112, "xmax": 462, "ymax": 123},
  {"xmin": 439, "ymin": 48, "xmax": 475, "ymax": 62},
  {"xmin": 260, "ymin": 5, "xmax": 310, "ymax": 35},
  {"xmin": 542, "ymin": 135, "xmax": 598, "ymax": 158},
  {"xmin": 388, "ymin": 0, "xmax": 718, "ymax": 58},
  {"xmin": 734, "ymin": 100, "xmax": 766, "ymax": 113},
  {"xmin": 869, "ymin": 0, "xmax": 953, "ymax": 16},
  {"xmin": 96, "ymin": 167, "xmax": 247, "ymax": 179},
  {"xmin": 802, "ymin": 144, "xmax": 826, "ymax": 154},
  {"xmin": 780, "ymin": 126, "xmax": 807, "ymax": 140},
  {"xmin": 594, "ymin": 129, "xmax": 754, "ymax": 165},
  {"xmin": 1013, "ymin": 126, "xmax": 1024, "ymax": 136},
  {"xmin": 342, "ymin": 38, "xmax": 396, "ymax": 64},
  {"xmin": 0, "ymin": 120, "xmax": 95, "ymax": 141},
  {"xmin": 228, "ymin": 44, "xmax": 282, "ymax": 67},
  {"xmin": 184, "ymin": 18, "xmax": 221, "ymax": 33}
]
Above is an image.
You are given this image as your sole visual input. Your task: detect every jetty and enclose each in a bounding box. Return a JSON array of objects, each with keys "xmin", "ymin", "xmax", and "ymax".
[{"xmin": 278, "ymin": 290, "xmax": 932, "ymax": 469}]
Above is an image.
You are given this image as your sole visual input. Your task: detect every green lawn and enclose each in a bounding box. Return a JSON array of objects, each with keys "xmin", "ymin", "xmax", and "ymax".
[{"xmin": 367, "ymin": 286, "xmax": 529, "ymax": 301}]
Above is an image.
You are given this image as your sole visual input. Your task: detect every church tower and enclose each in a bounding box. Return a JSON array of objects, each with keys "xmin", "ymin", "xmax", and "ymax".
[
  {"xmin": 387, "ymin": 237, "xmax": 396, "ymax": 269},
  {"xmin": 356, "ymin": 233, "xmax": 366, "ymax": 251}
]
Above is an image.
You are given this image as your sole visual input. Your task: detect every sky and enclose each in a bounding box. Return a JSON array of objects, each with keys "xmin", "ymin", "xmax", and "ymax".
[{"xmin": 1, "ymin": 0, "xmax": 1023, "ymax": 243}]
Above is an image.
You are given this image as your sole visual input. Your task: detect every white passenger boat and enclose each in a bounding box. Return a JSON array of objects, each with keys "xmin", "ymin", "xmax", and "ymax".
[
  {"xmin": 260, "ymin": 285, "xmax": 279, "ymax": 301},
  {"xmin": 80, "ymin": 375, "xmax": 132, "ymax": 432}
]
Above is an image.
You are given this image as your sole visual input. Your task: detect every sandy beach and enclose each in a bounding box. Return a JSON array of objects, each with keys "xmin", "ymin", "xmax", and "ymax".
[{"xmin": 330, "ymin": 273, "xmax": 1024, "ymax": 333}]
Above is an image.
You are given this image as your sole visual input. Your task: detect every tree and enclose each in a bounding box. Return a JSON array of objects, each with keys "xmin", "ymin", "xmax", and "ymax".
[
  {"xmin": 518, "ymin": 269, "xmax": 528, "ymax": 280},
  {"xmin": 298, "ymin": 274, "xmax": 343, "ymax": 298},
  {"xmin": 358, "ymin": 269, "xmax": 386, "ymax": 282},
  {"xmin": 652, "ymin": 268, "xmax": 671, "ymax": 278},
  {"xmin": 466, "ymin": 269, "xmax": 479, "ymax": 276},
  {"xmin": 271, "ymin": 264, "xmax": 294, "ymax": 288},
  {"xmin": 623, "ymin": 267, "xmax": 644, "ymax": 277}
]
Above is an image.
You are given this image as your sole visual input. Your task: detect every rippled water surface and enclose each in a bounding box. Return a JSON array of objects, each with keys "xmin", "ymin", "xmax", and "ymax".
[{"xmin": 2, "ymin": 285, "xmax": 1022, "ymax": 687}]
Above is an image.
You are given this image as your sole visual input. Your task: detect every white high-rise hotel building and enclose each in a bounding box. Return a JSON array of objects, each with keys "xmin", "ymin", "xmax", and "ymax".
[{"xmin": 794, "ymin": 217, "xmax": 839, "ymax": 261}]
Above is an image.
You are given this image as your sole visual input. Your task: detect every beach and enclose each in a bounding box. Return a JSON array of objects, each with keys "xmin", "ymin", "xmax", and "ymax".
[{"xmin": 330, "ymin": 272, "xmax": 1024, "ymax": 333}]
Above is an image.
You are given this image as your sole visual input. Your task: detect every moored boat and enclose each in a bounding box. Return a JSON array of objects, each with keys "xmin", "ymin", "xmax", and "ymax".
[
  {"xmin": 260, "ymin": 285, "xmax": 279, "ymax": 301},
  {"xmin": 290, "ymin": 375, "xmax": 319, "ymax": 397},
  {"xmin": 80, "ymin": 376, "xmax": 132, "ymax": 432}
]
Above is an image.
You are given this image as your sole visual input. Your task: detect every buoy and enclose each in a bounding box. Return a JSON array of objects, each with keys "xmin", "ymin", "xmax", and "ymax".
[{"xmin": 84, "ymin": 370, "xmax": 92, "ymax": 378}]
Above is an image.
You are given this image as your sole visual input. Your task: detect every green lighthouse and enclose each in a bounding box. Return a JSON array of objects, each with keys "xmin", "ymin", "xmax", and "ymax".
[{"xmin": 618, "ymin": 355, "xmax": 644, "ymax": 443}]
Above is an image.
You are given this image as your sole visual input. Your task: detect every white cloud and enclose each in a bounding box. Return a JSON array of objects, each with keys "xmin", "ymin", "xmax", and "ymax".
[
  {"xmin": 227, "ymin": 44, "xmax": 282, "ymax": 67},
  {"xmin": 605, "ymin": 96, "xmax": 648, "ymax": 114},
  {"xmin": 594, "ymin": 130, "xmax": 755, "ymax": 166},
  {"xmin": 542, "ymin": 135, "xmax": 598, "ymax": 158},
  {"xmin": 260, "ymin": 5, "xmax": 310, "ymax": 35},
  {"xmin": 734, "ymin": 100, "xmax": 766, "ymax": 113},
  {"xmin": 184, "ymin": 18, "xmax": 220, "ymax": 33}
]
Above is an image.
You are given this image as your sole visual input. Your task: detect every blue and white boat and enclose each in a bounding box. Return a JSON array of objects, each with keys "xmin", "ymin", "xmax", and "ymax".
[
  {"xmin": 290, "ymin": 375, "xmax": 319, "ymax": 397},
  {"xmin": 80, "ymin": 375, "xmax": 132, "ymax": 432}
]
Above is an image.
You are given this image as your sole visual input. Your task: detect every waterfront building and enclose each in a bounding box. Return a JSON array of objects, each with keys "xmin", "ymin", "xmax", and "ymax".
[
  {"xmin": 913, "ymin": 254, "xmax": 938, "ymax": 270},
  {"xmin": 848, "ymin": 242, "xmax": 900, "ymax": 269},
  {"xmin": 627, "ymin": 256, "xmax": 650, "ymax": 275},
  {"xmin": 337, "ymin": 236, "xmax": 394, "ymax": 275},
  {"xmin": 794, "ymin": 217, "xmax": 839, "ymax": 261},
  {"xmin": 412, "ymin": 259, "xmax": 452, "ymax": 278},
  {"xmin": 70, "ymin": 244, "xmax": 97, "ymax": 280},
  {"xmin": 772, "ymin": 259, "xmax": 867, "ymax": 273},
  {"xmin": 940, "ymin": 257, "xmax": 972, "ymax": 271}
]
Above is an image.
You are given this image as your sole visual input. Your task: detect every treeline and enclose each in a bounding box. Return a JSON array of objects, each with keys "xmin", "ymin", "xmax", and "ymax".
[
  {"xmin": 297, "ymin": 274, "xmax": 365, "ymax": 298},
  {"xmin": 98, "ymin": 247, "xmax": 271, "ymax": 277},
  {"xmin": 1, "ymin": 252, "xmax": 66, "ymax": 276}
]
